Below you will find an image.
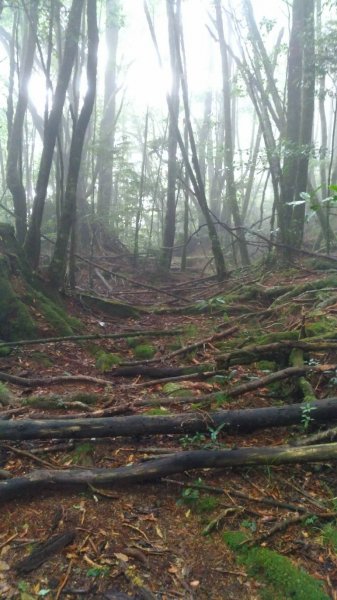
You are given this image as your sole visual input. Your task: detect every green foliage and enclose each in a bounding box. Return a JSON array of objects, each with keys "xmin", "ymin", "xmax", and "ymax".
[
  {"xmin": 146, "ymin": 407, "xmax": 170, "ymax": 415},
  {"xmin": 126, "ymin": 336, "xmax": 145, "ymax": 348},
  {"xmin": 133, "ymin": 343, "xmax": 156, "ymax": 359},
  {"xmin": 300, "ymin": 401, "xmax": 317, "ymax": 432},
  {"xmin": 195, "ymin": 495, "xmax": 219, "ymax": 513},
  {"xmin": 176, "ymin": 479, "xmax": 206, "ymax": 510},
  {"xmin": 241, "ymin": 547, "xmax": 328, "ymax": 600},
  {"xmin": 0, "ymin": 344, "xmax": 11, "ymax": 356},
  {"xmin": 86, "ymin": 566, "xmax": 110, "ymax": 577},
  {"xmin": 322, "ymin": 523, "xmax": 337, "ymax": 552},
  {"xmin": 179, "ymin": 432, "xmax": 207, "ymax": 448},
  {"xmin": 95, "ymin": 351, "xmax": 122, "ymax": 372},
  {"xmin": 70, "ymin": 442, "xmax": 94, "ymax": 466},
  {"xmin": 223, "ymin": 532, "xmax": 329, "ymax": 600},
  {"xmin": 0, "ymin": 382, "xmax": 12, "ymax": 405},
  {"xmin": 256, "ymin": 360, "xmax": 277, "ymax": 371},
  {"xmin": 0, "ymin": 259, "xmax": 36, "ymax": 340},
  {"xmin": 223, "ymin": 530, "xmax": 248, "ymax": 549}
]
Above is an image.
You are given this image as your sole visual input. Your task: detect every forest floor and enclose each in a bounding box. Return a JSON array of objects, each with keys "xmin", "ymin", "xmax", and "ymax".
[{"xmin": 1, "ymin": 259, "xmax": 337, "ymax": 599}]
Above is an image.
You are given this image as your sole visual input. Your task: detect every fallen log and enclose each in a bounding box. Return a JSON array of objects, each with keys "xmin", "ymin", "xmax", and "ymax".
[
  {"xmin": 0, "ymin": 328, "xmax": 184, "ymax": 349},
  {"xmin": 1, "ymin": 442, "xmax": 337, "ymax": 502},
  {"xmin": 216, "ymin": 340, "xmax": 337, "ymax": 368},
  {"xmin": 2, "ymin": 397, "xmax": 337, "ymax": 440}
]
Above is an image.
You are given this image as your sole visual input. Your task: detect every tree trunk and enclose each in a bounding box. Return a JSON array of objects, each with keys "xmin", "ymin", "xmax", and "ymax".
[
  {"xmin": 2, "ymin": 442, "xmax": 337, "ymax": 502},
  {"xmin": 1, "ymin": 397, "xmax": 337, "ymax": 440},
  {"xmin": 215, "ymin": 0, "xmax": 250, "ymax": 266},
  {"xmin": 24, "ymin": 0, "xmax": 84, "ymax": 268},
  {"xmin": 282, "ymin": 0, "xmax": 315, "ymax": 252},
  {"xmin": 48, "ymin": 0, "xmax": 98, "ymax": 288},
  {"xmin": 96, "ymin": 0, "xmax": 120, "ymax": 224},
  {"xmin": 6, "ymin": 0, "xmax": 38, "ymax": 244},
  {"xmin": 160, "ymin": 0, "xmax": 180, "ymax": 271}
]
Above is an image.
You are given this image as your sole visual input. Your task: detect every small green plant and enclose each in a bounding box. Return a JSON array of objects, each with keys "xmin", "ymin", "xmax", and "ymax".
[
  {"xmin": 195, "ymin": 495, "xmax": 219, "ymax": 513},
  {"xmin": 126, "ymin": 336, "xmax": 144, "ymax": 348},
  {"xmin": 179, "ymin": 432, "xmax": 206, "ymax": 448},
  {"xmin": 322, "ymin": 523, "xmax": 337, "ymax": 551},
  {"xmin": 133, "ymin": 344, "xmax": 156, "ymax": 359},
  {"xmin": 86, "ymin": 566, "xmax": 110, "ymax": 577},
  {"xmin": 177, "ymin": 486, "xmax": 200, "ymax": 506},
  {"xmin": 241, "ymin": 519, "xmax": 257, "ymax": 532},
  {"xmin": 95, "ymin": 351, "xmax": 121, "ymax": 372},
  {"xmin": 300, "ymin": 401, "xmax": 317, "ymax": 432}
]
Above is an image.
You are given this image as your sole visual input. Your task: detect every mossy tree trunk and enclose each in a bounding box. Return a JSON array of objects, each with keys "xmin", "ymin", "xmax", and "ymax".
[{"xmin": 0, "ymin": 223, "xmax": 79, "ymax": 341}]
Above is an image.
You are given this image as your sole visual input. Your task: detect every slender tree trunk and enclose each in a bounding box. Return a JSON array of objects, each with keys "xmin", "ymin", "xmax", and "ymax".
[
  {"xmin": 6, "ymin": 0, "xmax": 38, "ymax": 244},
  {"xmin": 282, "ymin": 0, "xmax": 315, "ymax": 252},
  {"xmin": 160, "ymin": 0, "xmax": 180, "ymax": 271},
  {"xmin": 215, "ymin": 0, "xmax": 250, "ymax": 266},
  {"xmin": 48, "ymin": 0, "xmax": 98, "ymax": 287},
  {"xmin": 133, "ymin": 108, "xmax": 149, "ymax": 266},
  {"xmin": 24, "ymin": 0, "xmax": 84, "ymax": 268},
  {"xmin": 96, "ymin": 0, "xmax": 120, "ymax": 224}
]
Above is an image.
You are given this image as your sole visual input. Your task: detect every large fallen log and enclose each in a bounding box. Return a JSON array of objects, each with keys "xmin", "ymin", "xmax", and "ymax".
[
  {"xmin": 1, "ymin": 397, "xmax": 337, "ymax": 440},
  {"xmin": 1, "ymin": 442, "xmax": 337, "ymax": 502}
]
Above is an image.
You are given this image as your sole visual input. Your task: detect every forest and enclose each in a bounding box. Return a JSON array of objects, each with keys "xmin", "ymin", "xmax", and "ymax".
[{"xmin": 2, "ymin": 0, "xmax": 337, "ymax": 598}]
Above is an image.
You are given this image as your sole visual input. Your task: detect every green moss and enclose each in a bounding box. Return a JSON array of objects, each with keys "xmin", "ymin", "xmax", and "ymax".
[
  {"xmin": 256, "ymin": 360, "xmax": 277, "ymax": 371},
  {"xmin": 223, "ymin": 532, "xmax": 329, "ymax": 600},
  {"xmin": 146, "ymin": 407, "xmax": 171, "ymax": 415},
  {"xmin": 95, "ymin": 351, "xmax": 122, "ymax": 372},
  {"xmin": 0, "ymin": 345, "xmax": 11, "ymax": 356},
  {"xmin": 242, "ymin": 547, "xmax": 328, "ymax": 600},
  {"xmin": 133, "ymin": 344, "xmax": 156, "ymax": 359},
  {"xmin": 322, "ymin": 523, "xmax": 337, "ymax": 552},
  {"xmin": 306, "ymin": 316, "xmax": 337, "ymax": 338},
  {"xmin": 195, "ymin": 495, "xmax": 219, "ymax": 513},
  {"xmin": 0, "ymin": 260, "xmax": 36, "ymax": 340},
  {"xmin": 126, "ymin": 336, "xmax": 145, "ymax": 348},
  {"xmin": 223, "ymin": 530, "xmax": 248, "ymax": 549},
  {"xmin": 162, "ymin": 382, "xmax": 190, "ymax": 396},
  {"xmin": 0, "ymin": 382, "xmax": 13, "ymax": 406}
]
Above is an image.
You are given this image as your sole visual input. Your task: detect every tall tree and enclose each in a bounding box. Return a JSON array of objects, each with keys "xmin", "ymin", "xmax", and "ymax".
[
  {"xmin": 282, "ymin": 0, "xmax": 315, "ymax": 251},
  {"xmin": 48, "ymin": 0, "xmax": 98, "ymax": 287},
  {"xmin": 24, "ymin": 0, "xmax": 84, "ymax": 268},
  {"xmin": 214, "ymin": 0, "xmax": 250, "ymax": 266},
  {"xmin": 160, "ymin": 0, "xmax": 181, "ymax": 271},
  {"xmin": 6, "ymin": 0, "xmax": 38, "ymax": 244},
  {"xmin": 96, "ymin": 0, "xmax": 121, "ymax": 225}
]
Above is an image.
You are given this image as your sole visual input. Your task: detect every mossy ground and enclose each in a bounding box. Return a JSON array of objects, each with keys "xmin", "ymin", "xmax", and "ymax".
[{"xmin": 223, "ymin": 531, "xmax": 329, "ymax": 600}]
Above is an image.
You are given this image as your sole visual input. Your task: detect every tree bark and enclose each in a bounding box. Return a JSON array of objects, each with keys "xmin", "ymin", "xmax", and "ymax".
[
  {"xmin": 48, "ymin": 0, "xmax": 98, "ymax": 287},
  {"xmin": 160, "ymin": 0, "xmax": 180, "ymax": 271},
  {"xmin": 96, "ymin": 0, "xmax": 120, "ymax": 223},
  {"xmin": 2, "ymin": 397, "xmax": 337, "ymax": 440},
  {"xmin": 2, "ymin": 441, "xmax": 337, "ymax": 502},
  {"xmin": 24, "ymin": 0, "xmax": 84, "ymax": 268},
  {"xmin": 6, "ymin": 0, "xmax": 38, "ymax": 244},
  {"xmin": 214, "ymin": 0, "xmax": 250, "ymax": 266}
]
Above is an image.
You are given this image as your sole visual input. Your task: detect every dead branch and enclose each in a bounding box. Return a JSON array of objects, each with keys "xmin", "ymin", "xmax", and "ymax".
[
  {"xmin": 2, "ymin": 397, "xmax": 337, "ymax": 440},
  {"xmin": 0, "ymin": 372, "xmax": 113, "ymax": 388},
  {"xmin": 2, "ymin": 442, "xmax": 337, "ymax": 502},
  {"xmin": 0, "ymin": 328, "xmax": 183, "ymax": 349}
]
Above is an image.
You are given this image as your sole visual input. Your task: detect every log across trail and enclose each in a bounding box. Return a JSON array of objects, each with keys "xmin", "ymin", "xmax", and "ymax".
[
  {"xmin": 1, "ymin": 442, "xmax": 337, "ymax": 502},
  {"xmin": 2, "ymin": 397, "xmax": 337, "ymax": 440}
]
